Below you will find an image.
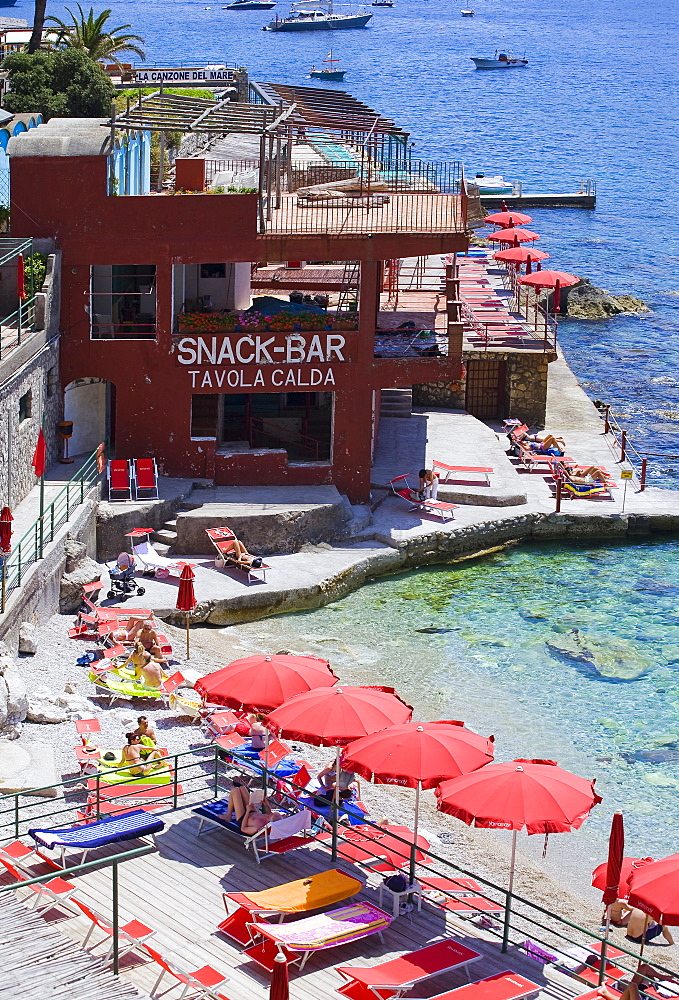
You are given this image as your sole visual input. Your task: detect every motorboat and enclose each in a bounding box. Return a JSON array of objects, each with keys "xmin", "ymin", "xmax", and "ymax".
[
  {"xmin": 265, "ymin": 0, "xmax": 372, "ymax": 29},
  {"xmin": 226, "ymin": 0, "xmax": 276, "ymax": 7},
  {"xmin": 470, "ymin": 173, "xmax": 513, "ymax": 194},
  {"xmin": 371, "ymin": 1, "xmax": 393, "ymax": 6},
  {"xmin": 471, "ymin": 51, "xmax": 528, "ymax": 68},
  {"xmin": 310, "ymin": 49, "xmax": 346, "ymax": 79},
  {"xmin": 461, "ymin": 8, "xmax": 474, "ymax": 14}
]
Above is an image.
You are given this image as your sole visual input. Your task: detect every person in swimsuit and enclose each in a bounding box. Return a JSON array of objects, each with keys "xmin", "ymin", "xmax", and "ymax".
[
  {"xmin": 609, "ymin": 898, "xmax": 632, "ymax": 927},
  {"xmin": 121, "ymin": 733, "xmax": 163, "ymax": 776},
  {"xmin": 247, "ymin": 713, "xmax": 267, "ymax": 750},
  {"xmin": 132, "ymin": 715, "xmax": 157, "ymax": 748},
  {"xmin": 625, "ymin": 907, "xmax": 674, "ymax": 945},
  {"xmin": 214, "ymin": 529, "xmax": 262, "ymax": 570},
  {"xmin": 597, "ymin": 963, "xmax": 678, "ymax": 1000},
  {"xmin": 127, "ymin": 621, "xmax": 168, "ymax": 669},
  {"xmin": 223, "ymin": 779, "xmax": 283, "ymax": 834}
]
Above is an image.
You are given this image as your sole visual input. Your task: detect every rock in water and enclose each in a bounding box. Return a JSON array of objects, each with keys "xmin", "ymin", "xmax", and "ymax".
[
  {"xmin": 546, "ymin": 628, "xmax": 653, "ymax": 680},
  {"xmin": 552, "ymin": 279, "xmax": 649, "ymax": 319}
]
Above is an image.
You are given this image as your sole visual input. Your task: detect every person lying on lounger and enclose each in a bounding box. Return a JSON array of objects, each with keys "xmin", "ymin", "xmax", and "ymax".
[
  {"xmin": 522, "ymin": 434, "xmax": 565, "ymax": 453},
  {"xmin": 597, "ymin": 962, "xmax": 678, "ymax": 1000},
  {"xmin": 217, "ymin": 530, "xmax": 263, "ymax": 570},
  {"xmin": 223, "ymin": 779, "xmax": 284, "ymax": 835},
  {"xmin": 121, "ymin": 733, "xmax": 163, "ymax": 776}
]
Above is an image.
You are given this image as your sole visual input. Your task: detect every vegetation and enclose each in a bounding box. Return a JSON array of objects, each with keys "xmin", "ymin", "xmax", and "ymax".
[
  {"xmin": 115, "ymin": 87, "xmax": 214, "ymax": 110},
  {"xmin": 25, "ymin": 252, "xmax": 47, "ymax": 292},
  {"xmin": 46, "ymin": 5, "xmax": 146, "ymax": 63},
  {"xmin": 2, "ymin": 49, "xmax": 114, "ymax": 119}
]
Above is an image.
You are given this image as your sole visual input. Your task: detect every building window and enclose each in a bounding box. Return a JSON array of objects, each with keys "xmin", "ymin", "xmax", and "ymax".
[
  {"xmin": 19, "ymin": 390, "xmax": 32, "ymax": 422},
  {"xmin": 200, "ymin": 263, "xmax": 226, "ymax": 279},
  {"xmin": 90, "ymin": 265, "xmax": 157, "ymax": 340},
  {"xmin": 46, "ymin": 366, "xmax": 58, "ymax": 397},
  {"xmin": 191, "ymin": 394, "xmax": 219, "ymax": 438}
]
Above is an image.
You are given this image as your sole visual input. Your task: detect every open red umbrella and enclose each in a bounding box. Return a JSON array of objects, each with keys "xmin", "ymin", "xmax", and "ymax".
[
  {"xmin": 194, "ymin": 654, "xmax": 337, "ymax": 714},
  {"xmin": 0, "ymin": 506, "xmax": 12, "ymax": 554},
  {"xmin": 518, "ymin": 270, "xmax": 578, "ymax": 314},
  {"xmin": 592, "ymin": 855, "xmax": 655, "ymax": 900},
  {"xmin": 176, "ymin": 562, "xmax": 197, "ymax": 659},
  {"xmin": 317, "ymin": 824, "xmax": 430, "ymax": 870},
  {"xmin": 342, "ymin": 720, "xmax": 494, "ymax": 881},
  {"xmin": 265, "ymin": 685, "xmax": 413, "ymax": 747},
  {"xmin": 486, "ymin": 227, "xmax": 540, "ymax": 244},
  {"xmin": 484, "ymin": 211, "xmax": 533, "ymax": 227},
  {"xmin": 493, "ymin": 247, "xmax": 550, "ymax": 266},
  {"xmin": 628, "ymin": 854, "xmax": 679, "ymax": 924}
]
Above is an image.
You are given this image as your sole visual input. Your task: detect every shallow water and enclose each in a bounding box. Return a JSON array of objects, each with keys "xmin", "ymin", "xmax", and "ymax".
[{"xmin": 228, "ymin": 539, "xmax": 679, "ymax": 882}]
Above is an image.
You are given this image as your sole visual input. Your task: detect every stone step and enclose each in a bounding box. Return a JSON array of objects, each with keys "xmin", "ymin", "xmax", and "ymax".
[
  {"xmin": 381, "ymin": 387, "xmax": 413, "ymax": 418},
  {"xmin": 152, "ymin": 528, "xmax": 178, "ymax": 546}
]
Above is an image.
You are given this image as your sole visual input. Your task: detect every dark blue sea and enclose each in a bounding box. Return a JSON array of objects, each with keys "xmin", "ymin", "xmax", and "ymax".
[{"xmin": 20, "ymin": 0, "xmax": 679, "ymax": 480}]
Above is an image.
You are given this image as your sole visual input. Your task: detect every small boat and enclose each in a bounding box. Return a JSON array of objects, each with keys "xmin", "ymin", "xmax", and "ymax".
[
  {"xmin": 310, "ymin": 49, "xmax": 346, "ymax": 79},
  {"xmin": 472, "ymin": 51, "xmax": 528, "ymax": 68},
  {"xmin": 265, "ymin": 0, "xmax": 372, "ymax": 30},
  {"xmin": 471, "ymin": 173, "xmax": 513, "ymax": 194},
  {"xmin": 371, "ymin": 1, "xmax": 393, "ymax": 6},
  {"xmin": 226, "ymin": 0, "xmax": 276, "ymax": 7},
  {"xmin": 461, "ymin": 8, "xmax": 474, "ymax": 14}
]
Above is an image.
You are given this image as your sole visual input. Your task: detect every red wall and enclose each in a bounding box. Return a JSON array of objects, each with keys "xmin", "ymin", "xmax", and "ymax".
[{"xmin": 11, "ymin": 153, "xmax": 466, "ymax": 502}]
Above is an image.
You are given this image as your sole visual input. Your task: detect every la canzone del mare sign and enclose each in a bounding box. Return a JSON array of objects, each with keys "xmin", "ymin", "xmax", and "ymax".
[{"xmin": 176, "ymin": 332, "xmax": 353, "ymax": 390}]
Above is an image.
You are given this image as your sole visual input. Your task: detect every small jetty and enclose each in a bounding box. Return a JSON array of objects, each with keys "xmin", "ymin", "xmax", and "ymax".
[{"xmin": 480, "ymin": 179, "xmax": 596, "ymax": 210}]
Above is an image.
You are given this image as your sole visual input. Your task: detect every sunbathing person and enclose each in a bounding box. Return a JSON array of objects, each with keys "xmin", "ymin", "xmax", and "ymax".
[
  {"xmin": 129, "ymin": 647, "xmax": 164, "ymax": 689},
  {"xmin": 127, "ymin": 620, "xmax": 168, "ymax": 668},
  {"xmin": 522, "ymin": 434, "xmax": 565, "ymax": 452},
  {"xmin": 597, "ymin": 962, "xmax": 678, "ymax": 1000},
  {"xmin": 121, "ymin": 733, "xmax": 163, "ymax": 776},
  {"xmin": 217, "ymin": 530, "xmax": 263, "ymax": 570},
  {"xmin": 132, "ymin": 714, "xmax": 157, "ymax": 746},
  {"xmin": 564, "ymin": 465, "xmax": 609, "ymax": 484},
  {"xmin": 609, "ymin": 898, "xmax": 632, "ymax": 928},
  {"xmin": 625, "ymin": 906, "xmax": 674, "ymax": 945},
  {"xmin": 246, "ymin": 713, "xmax": 268, "ymax": 750},
  {"xmin": 223, "ymin": 780, "xmax": 283, "ymax": 834}
]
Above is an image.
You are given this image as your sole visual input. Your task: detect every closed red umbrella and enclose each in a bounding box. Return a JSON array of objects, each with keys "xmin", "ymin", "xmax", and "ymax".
[
  {"xmin": 342, "ymin": 720, "xmax": 494, "ymax": 882},
  {"xmin": 601, "ymin": 812, "xmax": 625, "ymax": 907},
  {"xmin": 486, "ymin": 227, "xmax": 540, "ymax": 244},
  {"xmin": 270, "ymin": 952, "xmax": 289, "ymax": 1000},
  {"xmin": 176, "ymin": 562, "xmax": 197, "ymax": 659},
  {"xmin": 484, "ymin": 211, "xmax": 533, "ymax": 227},
  {"xmin": 592, "ymin": 855, "xmax": 655, "ymax": 900},
  {"xmin": 194, "ymin": 654, "xmax": 337, "ymax": 714},
  {"xmin": 0, "ymin": 506, "xmax": 12, "ymax": 554},
  {"xmin": 31, "ymin": 428, "xmax": 46, "ymax": 478},
  {"xmin": 17, "ymin": 253, "xmax": 26, "ymax": 301},
  {"xmin": 628, "ymin": 854, "xmax": 679, "ymax": 924}
]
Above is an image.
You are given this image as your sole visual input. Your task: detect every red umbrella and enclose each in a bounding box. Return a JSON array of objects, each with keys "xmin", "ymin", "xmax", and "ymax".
[
  {"xmin": 0, "ymin": 506, "xmax": 12, "ymax": 554},
  {"xmin": 484, "ymin": 211, "xmax": 533, "ymax": 227},
  {"xmin": 486, "ymin": 227, "xmax": 540, "ymax": 244},
  {"xmin": 601, "ymin": 812, "xmax": 625, "ymax": 907},
  {"xmin": 518, "ymin": 269, "xmax": 578, "ymax": 289},
  {"xmin": 342, "ymin": 720, "xmax": 495, "ymax": 881},
  {"xmin": 270, "ymin": 953, "xmax": 289, "ymax": 1000},
  {"xmin": 194, "ymin": 654, "xmax": 337, "ymax": 714},
  {"xmin": 31, "ymin": 428, "xmax": 46, "ymax": 478},
  {"xmin": 265, "ymin": 685, "xmax": 413, "ymax": 747},
  {"xmin": 436, "ymin": 759, "xmax": 601, "ymax": 895},
  {"xmin": 628, "ymin": 854, "xmax": 679, "ymax": 924},
  {"xmin": 17, "ymin": 253, "xmax": 26, "ymax": 301},
  {"xmin": 493, "ymin": 247, "xmax": 550, "ymax": 265},
  {"xmin": 317, "ymin": 824, "xmax": 430, "ymax": 870},
  {"xmin": 592, "ymin": 856, "xmax": 655, "ymax": 900},
  {"xmin": 176, "ymin": 562, "xmax": 197, "ymax": 659}
]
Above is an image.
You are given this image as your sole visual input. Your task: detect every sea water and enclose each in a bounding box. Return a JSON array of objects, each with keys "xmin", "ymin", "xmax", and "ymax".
[
  {"xmin": 27, "ymin": 0, "xmax": 679, "ymax": 475},
  {"xmin": 229, "ymin": 539, "xmax": 679, "ymax": 888}
]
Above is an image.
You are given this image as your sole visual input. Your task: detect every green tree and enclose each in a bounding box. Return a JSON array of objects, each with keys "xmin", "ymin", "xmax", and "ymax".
[
  {"xmin": 3, "ymin": 49, "xmax": 114, "ymax": 119},
  {"xmin": 47, "ymin": 5, "xmax": 145, "ymax": 63},
  {"xmin": 27, "ymin": 0, "xmax": 48, "ymax": 54}
]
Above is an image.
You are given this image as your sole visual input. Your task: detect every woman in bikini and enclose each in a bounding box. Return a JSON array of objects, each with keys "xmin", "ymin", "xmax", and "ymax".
[
  {"xmin": 121, "ymin": 733, "xmax": 163, "ymax": 776},
  {"xmin": 223, "ymin": 779, "xmax": 283, "ymax": 835}
]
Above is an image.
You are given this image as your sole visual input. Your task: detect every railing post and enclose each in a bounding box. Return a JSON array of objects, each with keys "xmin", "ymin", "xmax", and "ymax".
[
  {"xmin": 555, "ymin": 479, "xmax": 562, "ymax": 513},
  {"xmin": 604, "ymin": 405, "xmax": 610, "ymax": 434},
  {"xmin": 112, "ymin": 862, "xmax": 119, "ymax": 975},
  {"xmin": 620, "ymin": 430, "xmax": 627, "ymax": 462},
  {"xmin": 173, "ymin": 752, "xmax": 179, "ymax": 809},
  {"xmin": 14, "ymin": 794, "xmax": 19, "ymax": 838},
  {"xmin": 213, "ymin": 745, "xmax": 220, "ymax": 799},
  {"xmin": 640, "ymin": 458, "xmax": 647, "ymax": 492}
]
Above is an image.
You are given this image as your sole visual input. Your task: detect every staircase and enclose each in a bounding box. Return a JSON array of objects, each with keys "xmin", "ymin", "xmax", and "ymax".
[
  {"xmin": 152, "ymin": 515, "xmax": 181, "ymax": 554},
  {"xmin": 380, "ymin": 387, "xmax": 412, "ymax": 418}
]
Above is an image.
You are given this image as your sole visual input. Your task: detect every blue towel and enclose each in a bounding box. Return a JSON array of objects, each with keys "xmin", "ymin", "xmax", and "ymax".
[{"xmin": 30, "ymin": 809, "xmax": 164, "ymax": 849}]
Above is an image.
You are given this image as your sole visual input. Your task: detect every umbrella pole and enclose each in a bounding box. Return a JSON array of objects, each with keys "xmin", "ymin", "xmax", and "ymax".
[
  {"xmin": 331, "ymin": 746, "xmax": 340, "ymax": 862},
  {"xmin": 637, "ymin": 914, "xmax": 650, "ymax": 965},
  {"xmin": 409, "ymin": 781, "xmax": 420, "ymax": 887},
  {"xmin": 185, "ymin": 614, "xmax": 190, "ymax": 659},
  {"xmin": 599, "ymin": 906, "xmax": 612, "ymax": 986},
  {"xmin": 502, "ymin": 829, "xmax": 517, "ymax": 953}
]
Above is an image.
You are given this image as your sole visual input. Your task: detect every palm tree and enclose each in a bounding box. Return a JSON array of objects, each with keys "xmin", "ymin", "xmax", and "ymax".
[
  {"xmin": 27, "ymin": 0, "xmax": 47, "ymax": 53},
  {"xmin": 46, "ymin": 5, "xmax": 146, "ymax": 63}
]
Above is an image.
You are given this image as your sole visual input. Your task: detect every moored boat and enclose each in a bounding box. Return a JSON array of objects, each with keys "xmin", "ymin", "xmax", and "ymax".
[
  {"xmin": 265, "ymin": 0, "xmax": 372, "ymax": 30},
  {"xmin": 310, "ymin": 49, "xmax": 346, "ymax": 79},
  {"xmin": 371, "ymin": 1, "xmax": 393, "ymax": 6},
  {"xmin": 226, "ymin": 0, "xmax": 276, "ymax": 8},
  {"xmin": 472, "ymin": 51, "xmax": 528, "ymax": 68},
  {"xmin": 471, "ymin": 172, "xmax": 513, "ymax": 194},
  {"xmin": 461, "ymin": 8, "xmax": 474, "ymax": 15}
]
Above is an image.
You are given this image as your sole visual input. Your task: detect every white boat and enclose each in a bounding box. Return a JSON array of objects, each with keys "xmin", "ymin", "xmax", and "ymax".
[
  {"xmin": 461, "ymin": 8, "xmax": 474, "ymax": 15},
  {"xmin": 472, "ymin": 51, "xmax": 528, "ymax": 69},
  {"xmin": 470, "ymin": 173, "xmax": 513, "ymax": 194},
  {"xmin": 265, "ymin": 0, "xmax": 372, "ymax": 29}
]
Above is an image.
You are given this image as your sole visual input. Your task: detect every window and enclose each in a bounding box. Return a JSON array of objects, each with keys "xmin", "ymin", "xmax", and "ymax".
[
  {"xmin": 46, "ymin": 366, "xmax": 58, "ymax": 398},
  {"xmin": 90, "ymin": 265, "xmax": 157, "ymax": 340},
  {"xmin": 191, "ymin": 394, "xmax": 219, "ymax": 438},
  {"xmin": 200, "ymin": 263, "xmax": 226, "ymax": 279},
  {"xmin": 19, "ymin": 389, "xmax": 32, "ymax": 422}
]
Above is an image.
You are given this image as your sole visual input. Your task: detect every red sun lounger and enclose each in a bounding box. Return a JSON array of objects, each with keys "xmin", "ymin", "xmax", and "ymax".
[
  {"xmin": 411, "ymin": 971, "xmax": 542, "ymax": 1000},
  {"xmin": 133, "ymin": 458, "xmax": 159, "ymax": 501},
  {"xmin": 205, "ymin": 527, "xmax": 270, "ymax": 583},
  {"xmin": 432, "ymin": 460, "xmax": 494, "ymax": 486},
  {"xmin": 337, "ymin": 938, "xmax": 482, "ymax": 1000},
  {"xmin": 389, "ymin": 475, "xmax": 458, "ymax": 522},
  {"xmin": 107, "ymin": 460, "xmax": 133, "ymax": 502}
]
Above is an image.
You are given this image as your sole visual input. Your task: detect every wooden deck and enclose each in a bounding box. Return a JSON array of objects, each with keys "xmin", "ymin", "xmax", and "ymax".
[
  {"xmin": 264, "ymin": 192, "xmax": 465, "ymax": 237},
  {"xmin": 31, "ymin": 803, "xmax": 584, "ymax": 1000}
]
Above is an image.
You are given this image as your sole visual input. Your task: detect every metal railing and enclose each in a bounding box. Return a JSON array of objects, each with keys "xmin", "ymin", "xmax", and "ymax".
[
  {"xmin": 0, "ymin": 446, "xmax": 104, "ymax": 613},
  {"xmin": 0, "ymin": 295, "xmax": 38, "ymax": 361},
  {"xmin": 599, "ymin": 403, "xmax": 679, "ymax": 491},
  {"xmin": 1, "ymin": 746, "xmax": 675, "ymax": 990}
]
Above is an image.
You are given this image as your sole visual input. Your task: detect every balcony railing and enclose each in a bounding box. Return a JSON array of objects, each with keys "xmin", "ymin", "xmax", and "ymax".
[{"xmin": 0, "ymin": 295, "xmax": 39, "ymax": 362}]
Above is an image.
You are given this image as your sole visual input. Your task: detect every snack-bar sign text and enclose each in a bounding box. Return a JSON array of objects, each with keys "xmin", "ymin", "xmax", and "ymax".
[{"xmin": 176, "ymin": 333, "xmax": 349, "ymax": 389}]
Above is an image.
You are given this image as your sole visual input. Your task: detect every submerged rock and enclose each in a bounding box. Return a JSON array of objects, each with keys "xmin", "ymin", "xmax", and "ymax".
[{"xmin": 545, "ymin": 628, "xmax": 654, "ymax": 680}]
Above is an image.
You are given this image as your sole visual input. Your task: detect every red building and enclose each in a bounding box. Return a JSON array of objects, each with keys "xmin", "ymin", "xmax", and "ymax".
[{"xmin": 8, "ymin": 92, "xmax": 469, "ymax": 502}]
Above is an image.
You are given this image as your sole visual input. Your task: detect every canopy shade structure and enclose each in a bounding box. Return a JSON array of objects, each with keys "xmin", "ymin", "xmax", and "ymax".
[
  {"xmin": 255, "ymin": 81, "xmax": 409, "ymax": 138},
  {"xmin": 109, "ymin": 93, "xmax": 284, "ymax": 134}
]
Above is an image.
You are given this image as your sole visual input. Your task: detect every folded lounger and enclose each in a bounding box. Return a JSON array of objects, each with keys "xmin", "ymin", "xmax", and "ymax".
[
  {"xmin": 389, "ymin": 475, "xmax": 458, "ymax": 522},
  {"xmin": 133, "ymin": 458, "xmax": 159, "ymax": 501},
  {"xmin": 409, "ymin": 970, "xmax": 542, "ymax": 1000},
  {"xmin": 246, "ymin": 901, "xmax": 392, "ymax": 972},
  {"xmin": 29, "ymin": 808, "xmax": 164, "ymax": 866},
  {"xmin": 107, "ymin": 460, "xmax": 133, "ymax": 502},
  {"xmin": 192, "ymin": 801, "xmax": 314, "ymax": 862},
  {"xmin": 205, "ymin": 527, "xmax": 270, "ymax": 584},
  {"xmin": 133, "ymin": 540, "xmax": 183, "ymax": 577}
]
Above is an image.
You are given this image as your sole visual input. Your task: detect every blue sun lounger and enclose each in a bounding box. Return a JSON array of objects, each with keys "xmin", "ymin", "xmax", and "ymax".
[{"xmin": 29, "ymin": 809, "xmax": 164, "ymax": 867}]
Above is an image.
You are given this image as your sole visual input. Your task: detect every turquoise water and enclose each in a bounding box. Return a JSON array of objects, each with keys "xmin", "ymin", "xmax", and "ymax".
[{"xmin": 234, "ymin": 540, "xmax": 679, "ymax": 871}]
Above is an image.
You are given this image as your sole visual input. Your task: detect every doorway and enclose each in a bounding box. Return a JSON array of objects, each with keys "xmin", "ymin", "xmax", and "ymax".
[{"xmin": 465, "ymin": 359, "xmax": 507, "ymax": 420}]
